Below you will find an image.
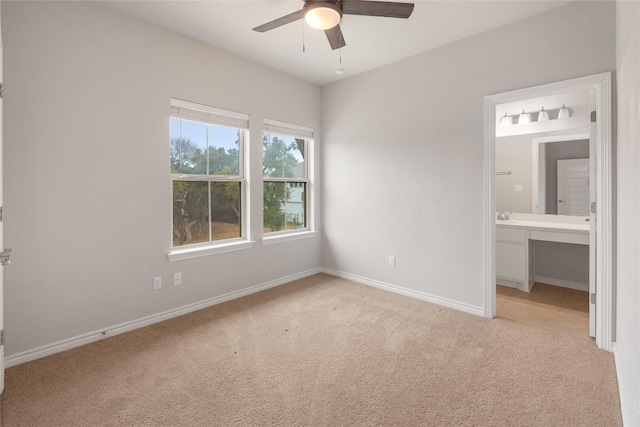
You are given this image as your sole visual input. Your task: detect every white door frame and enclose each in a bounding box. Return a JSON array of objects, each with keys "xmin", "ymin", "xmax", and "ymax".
[
  {"xmin": 0, "ymin": 0, "xmax": 5, "ymax": 393},
  {"xmin": 483, "ymin": 72, "xmax": 613, "ymax": 351}
]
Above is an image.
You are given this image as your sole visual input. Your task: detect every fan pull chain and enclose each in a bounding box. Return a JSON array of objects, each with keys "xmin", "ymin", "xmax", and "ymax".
[
  {"xmin": 302, "ymin": 22, "xmax": 306, "ymax": 53},
  {"xmin": 334, "ymin": 26, "xmax": 345, "ymax": 75}
]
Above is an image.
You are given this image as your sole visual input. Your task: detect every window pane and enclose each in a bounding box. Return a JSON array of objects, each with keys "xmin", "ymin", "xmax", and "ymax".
[
  {"xmin": 173, "ymin": 181, "xmax": 209, "ymax": 247},
  {"xmin": 171, "ymin": 120, "xmax": 207, "ymax": 174},
  {"xmin": 263, "ymin": 182, "xmax": 306, "ymax": 233},
  {"xmin": 211, "ymin": 182, "xmax": 241, "ymax": 241},
  {"xmin": 263, "ymin": 182, "xmax": 285, "ymax": 232},
  {"xmin": 285, "ymin": 182, "xmax": 306, "ymax": 229},
  {"xmin": 209, "ymin": 125, "xmax": 240, "ymax": 176},
  {"xmin": 263, "ymin": 133, "xmax": 306, "ymax": 179}
]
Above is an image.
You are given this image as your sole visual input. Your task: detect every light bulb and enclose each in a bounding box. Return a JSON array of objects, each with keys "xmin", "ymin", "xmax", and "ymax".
[
  {"xmin": 558, "ymin": 103, "xmax": 570, "ymax": 119},
  {"xmin": 305, "ymin": 5, "xmax": 341, "ymax": 30},
  {"xmin": 538, "ymin": 107, "xmax": 549, "ymax": 122},
  {"xmin": 499, "ymin": 112, "xmax": 512, "ymax": 127}
]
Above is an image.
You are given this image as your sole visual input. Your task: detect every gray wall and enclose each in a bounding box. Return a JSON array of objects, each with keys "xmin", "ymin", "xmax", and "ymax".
[
  {"xmin": 544, "ymin": 139, "xmax": 589, "ymax": 214},
  {"xmin": 615, "ymin": 1, "xmax": 640, "ymax": 424},
  {"xmin": 533, "ymin": 241, "xmax": 589, "ymax": 285},
  {"xmin": 322, "ymin": 1, "xmax": 615, "ymax": 309},
  {"xmin": 2, "ymin": 2, "xmax": 322, "ymax": 356}
]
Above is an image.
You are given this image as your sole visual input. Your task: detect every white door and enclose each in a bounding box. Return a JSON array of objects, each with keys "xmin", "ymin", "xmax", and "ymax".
[
  {"xmin": 588, "ymin": 92, "xmax": 597, "ymax": 338},
  {"xmin": 0, "ymin": 87, "xmax": 4, "ymax": 395},
  {"xmin": 0, "ymin": 1, "xmax": 5, "ymax": 393},
  {"xmin": 557, "ymin": 158, "xmax": 590, "ymax": 215}
]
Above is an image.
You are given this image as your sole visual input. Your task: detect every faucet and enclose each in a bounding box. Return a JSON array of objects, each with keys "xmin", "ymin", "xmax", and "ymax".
[{"xmin": 497, "ymin": 211, "xmax": 510, "ymax": 221}]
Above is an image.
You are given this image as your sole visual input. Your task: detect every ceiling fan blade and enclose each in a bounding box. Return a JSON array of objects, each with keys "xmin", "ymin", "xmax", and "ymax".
[
  {"xmin": 342, "ymin": 1, "xmax": 414, "ymax": 19},
  {"xmin": 325, "ymin": 25, "xmax": 346, "ymax": 50},
  {"xmin": 253, "ymin": 9, "xmax": 305, "ymax": 32}
]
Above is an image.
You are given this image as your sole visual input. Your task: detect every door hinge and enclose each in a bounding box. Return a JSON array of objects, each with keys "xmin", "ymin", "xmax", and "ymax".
[
  {"xmin": 0, "ymin": 206, "xmax": 3, "ymax": 222},
  {"xmin": 590, "ymin": 293, "xmax": 596, "ymax": 304},
  {"xmin": 0, "ymin": 83, "xmax": 3, "ymax": 99},
  {"xmin": 591, "ymin": 111, "xmax": 596, "ymax": 122},
  {"xmin": 0, "ymin": 330, "xmax": 4, "ymax": 346},
  {"xmin": 591, "ymin": 202, "xmax": 596, "ymax": 214}
]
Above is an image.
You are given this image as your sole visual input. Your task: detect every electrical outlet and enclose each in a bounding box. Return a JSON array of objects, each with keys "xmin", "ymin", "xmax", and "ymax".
[
  {"xmin": 153, "ymin": 276, "xmax": 162, "ymax": 290},
  {"xmin": 389, "ymin": 256, "xmax": 396, "ymax": 267},
  {"xmin": 173, "ymin": 272, "xmax": 182, "ymax": 286}
]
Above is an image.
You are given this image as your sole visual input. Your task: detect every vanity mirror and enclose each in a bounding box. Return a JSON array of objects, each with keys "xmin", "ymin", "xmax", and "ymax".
[
  {"xmin": 494, "ymin": 89, "xmax": 592, "ymax": 217},
  {"xmin": 496, "ymin": 130, "xmax": 591, "ymax": 216}
]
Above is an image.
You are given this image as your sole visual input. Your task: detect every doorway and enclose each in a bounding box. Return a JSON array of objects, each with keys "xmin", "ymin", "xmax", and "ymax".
[{"xmin": 483, "ymin": 73, "xmax": 613, "ymax": 351}]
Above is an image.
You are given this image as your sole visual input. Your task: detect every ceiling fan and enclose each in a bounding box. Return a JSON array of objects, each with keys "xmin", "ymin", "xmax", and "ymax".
[{"xmin": 252, "ymin": 0, "xmax": 415, "ymax": 50}]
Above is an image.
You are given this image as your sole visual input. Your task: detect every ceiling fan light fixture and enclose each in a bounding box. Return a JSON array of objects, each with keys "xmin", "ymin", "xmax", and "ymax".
[{"xmin": 304, "ymin": 3, "xmax": 342, "ymax": 30}]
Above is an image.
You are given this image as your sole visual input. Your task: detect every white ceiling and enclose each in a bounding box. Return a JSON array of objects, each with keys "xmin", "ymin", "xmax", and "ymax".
[{"xmin": 102, "ymin": 0, "xmax": 574, "ymax": 86}]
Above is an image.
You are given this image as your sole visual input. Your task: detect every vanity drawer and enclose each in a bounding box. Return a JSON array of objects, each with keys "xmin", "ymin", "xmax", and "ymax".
[
  {"xmin": 496, "ymin": 227, "xmax": 527, "ymax": 244},
  {"xmin": 530, "ymin": 230, "xmax": 589, "ymax": 245}
]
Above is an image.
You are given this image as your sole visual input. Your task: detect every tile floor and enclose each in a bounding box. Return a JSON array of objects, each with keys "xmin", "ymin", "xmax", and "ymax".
[{"xmin": 497, "ymin": 282, "xmax": 590, "ymax": 339}]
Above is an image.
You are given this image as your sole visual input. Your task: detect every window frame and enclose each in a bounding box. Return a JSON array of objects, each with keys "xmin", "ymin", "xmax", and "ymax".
[
  {"xmin": 168, "ymin": 99, "xmax": 251, "ymax": 259},
  {"xmin": 262, "ymin": 119, "xmax": 313, "ymax": 239}
]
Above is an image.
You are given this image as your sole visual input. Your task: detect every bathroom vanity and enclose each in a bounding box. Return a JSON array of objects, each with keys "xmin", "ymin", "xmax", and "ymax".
[{"xmin": 496, "ymin": 214, "xmax": 590, "ymax": 291}]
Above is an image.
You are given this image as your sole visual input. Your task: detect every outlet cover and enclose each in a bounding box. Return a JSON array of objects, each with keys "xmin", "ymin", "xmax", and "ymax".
[
  {"xmin": 389, "ymin": 256, "xmax": 396, "ymax": 267},
  {"xmin": 173, "ymin": 272, "xmax": 182, "ymax": 286},
  {"xmin": 153, "ymin": 276, "xmax": 162, "ymax": 290}
]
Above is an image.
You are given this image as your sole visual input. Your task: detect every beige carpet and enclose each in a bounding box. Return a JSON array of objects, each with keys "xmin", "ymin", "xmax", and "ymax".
[{"xmin": 1, "ymin": 274, "xmax": 621, "ymax": 426}]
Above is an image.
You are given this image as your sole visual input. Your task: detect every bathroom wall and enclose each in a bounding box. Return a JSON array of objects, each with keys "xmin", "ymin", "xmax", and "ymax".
[{"xmin": 495, "ymin": 133, "xmax": 534, "ymax": 213}]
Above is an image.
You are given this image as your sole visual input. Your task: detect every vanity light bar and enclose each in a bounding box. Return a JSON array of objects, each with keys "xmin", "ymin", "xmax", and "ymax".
[{"xmin": 499, "ymin": 105, "xmax": 572, "ymax": 127}]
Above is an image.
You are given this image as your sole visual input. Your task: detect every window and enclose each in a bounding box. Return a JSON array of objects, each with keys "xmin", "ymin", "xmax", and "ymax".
[
  {"xmin": 170, "ymin": 99, "xmax": 248, "ymax": 248},
  {"xmin": 263, "ymin": 119, "xmax": 313, "ymax": 235}
]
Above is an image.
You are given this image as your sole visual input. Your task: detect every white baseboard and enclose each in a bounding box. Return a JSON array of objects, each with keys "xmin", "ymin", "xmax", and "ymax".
[
  {"xmin": 496, "ymin": 278, "xmax": 534, "ymax": 292},
  {"xmin": 4, "ymin": 267, "xmax": 323, "ymax": 368},
  {"xmin": 322, "ymin": 268, "xmax": 484, "ymax": 317},
  {"xmin": 614, "ymin": 343, "xmax": 635, "ymax": 427},
  {"xmin": 534, "ymin": 276, "xmax": 589, "ymax": 292}
]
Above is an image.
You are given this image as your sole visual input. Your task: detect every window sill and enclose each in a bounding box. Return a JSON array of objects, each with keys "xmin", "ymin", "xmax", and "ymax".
[
  {"xmin": 168, "ymin": 240, "xmax": 254, "ymax": 262},
  {"xmin": 262, "ymin": 230, "xmax": 318, "ymax": 246}
]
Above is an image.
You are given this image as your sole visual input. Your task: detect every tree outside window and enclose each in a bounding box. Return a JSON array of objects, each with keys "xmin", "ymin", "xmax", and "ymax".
[{"xmin": 170, "ymin": 101, "xmax": 247, "ymax": 247}]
